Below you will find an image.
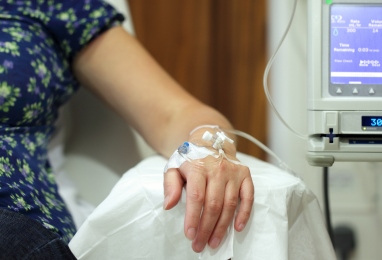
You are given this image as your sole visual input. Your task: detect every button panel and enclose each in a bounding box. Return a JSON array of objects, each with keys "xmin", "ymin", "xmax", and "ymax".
[{"xmin": 329, "ymin": 85, "xmax": 382, "ymax": 97}]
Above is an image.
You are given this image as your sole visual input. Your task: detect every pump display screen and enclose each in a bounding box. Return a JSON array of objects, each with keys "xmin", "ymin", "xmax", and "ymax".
[
  {"xmin": 362, "ymin": 116, "xmax": 382, "ymax": 131},
  {"xmin": 330, "ymin": 5, "xmax": 382, "ymax": 86}
]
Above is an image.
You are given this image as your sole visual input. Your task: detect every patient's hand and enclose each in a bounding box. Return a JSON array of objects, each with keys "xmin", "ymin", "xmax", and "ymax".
[{"xmin": 163, "ymin": 156, "xmax": 254, "ymax": 253}]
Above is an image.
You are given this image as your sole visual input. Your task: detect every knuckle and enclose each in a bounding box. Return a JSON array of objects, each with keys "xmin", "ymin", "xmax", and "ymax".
[
  {"xmin": 240, "ymin": 209, "xmax": 252, "ymax": 219},
  {"xmin": 240, "ymin": 190, "xmax": 255, "ymax": 203},
  {"xmin": 239, "ymin": 167, "xmax": 251, "ymax": 179},
  {"xmin": 188, "ymin": 188, "xmax": 205, "ymax": 203},
  {"xmin": 225, "ymin": 196, "xmax": 238, "ymax": 210},
  {"xmin": 206, "ymin": 199, "xmax": 223, "ymax": 213},
  {"xmin": 198, "ymin": 226, "xmax": 214, "ymax": 237},
  {"xmin": 244, "ymin": 192, "xmax": 255, "ymax": 204},
  {"xmin": 249, "ymin": 194, "xmax": 255, "ymax": 203},
  {"xmin": 217, "ymin": 161, "xmax": 229, "ymax": 172}
]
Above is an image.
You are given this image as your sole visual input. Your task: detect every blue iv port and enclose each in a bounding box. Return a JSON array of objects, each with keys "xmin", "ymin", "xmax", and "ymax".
[{"xmin": 178, "ymin": 142, "xmax": 190, "ymax": 154}]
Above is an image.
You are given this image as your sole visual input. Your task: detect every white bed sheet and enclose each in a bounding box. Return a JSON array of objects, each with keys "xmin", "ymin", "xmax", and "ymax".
[{"xmin": 69, "ymin": 153, "xmax": 336, "ymax": 260}]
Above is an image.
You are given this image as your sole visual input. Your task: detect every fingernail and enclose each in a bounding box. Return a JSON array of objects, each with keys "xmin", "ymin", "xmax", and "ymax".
[
  {"xmin": 210, "ymin": 237, "xmax": 220, "ymax": 249},
  {"xmin": 238, "ymin": 223, "xmax": 246, "ymax": 231},
  {"xmin": 186, "ymin": 228, "xmax": 196, "ymax": 240},
  {"xmin": 163, "ymin": 196, "xmax": 170, "ymax": 209}
]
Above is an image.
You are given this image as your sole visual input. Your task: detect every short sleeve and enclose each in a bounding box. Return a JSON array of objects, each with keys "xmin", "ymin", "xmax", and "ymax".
[{"xmin": 45, "ymin": 0, "xmax": 125, "ymax": 62}]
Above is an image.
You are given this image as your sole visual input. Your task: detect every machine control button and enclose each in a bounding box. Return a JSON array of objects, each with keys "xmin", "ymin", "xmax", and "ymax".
[
  {"xmin": 352, "ymin": 88, "xmax": 359, "ymax": 94},
  {"xmin": 369, "ymin": 88, "xmax": 375, "ymax": 95},
  {"xmin": 336, "ymin": 88, "xmax": 342, "ymax": 94}
]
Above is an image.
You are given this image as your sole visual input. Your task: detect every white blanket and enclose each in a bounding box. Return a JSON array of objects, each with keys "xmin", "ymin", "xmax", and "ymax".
[{"xmin": 69, "ymin": 153, "xmax": 336, "ymax": 260}]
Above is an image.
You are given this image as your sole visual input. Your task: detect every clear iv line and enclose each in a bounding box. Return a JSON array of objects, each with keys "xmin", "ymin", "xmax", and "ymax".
[
  {"xmin": 263, "ymin": 0, "xmax": 308, "ymax": 140},
  {"xmin": 224, "ymin": 128, "xmax": 296, "ymax": 175},
  {"xmin": 182, "ymin": 125, "xmax": 297, "ymax": 176}
]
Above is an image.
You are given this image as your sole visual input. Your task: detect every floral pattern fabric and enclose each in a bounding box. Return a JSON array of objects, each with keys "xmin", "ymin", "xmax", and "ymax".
[{"xmin": 0, "ymin": 0, "xmax": 124, "ymax": 243}]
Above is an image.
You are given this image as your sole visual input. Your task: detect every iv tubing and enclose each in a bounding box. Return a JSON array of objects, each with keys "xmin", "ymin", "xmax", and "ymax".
[
  {"xmin": 224, "ymin": 128, "xmax": 296, "ymax": 176},
  {"xmin": 263, "ymin": 0, "xmax": 308, "ymax": 140}
]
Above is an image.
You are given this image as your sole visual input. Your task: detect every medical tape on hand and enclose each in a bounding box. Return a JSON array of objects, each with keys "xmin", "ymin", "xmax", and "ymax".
[{"xmin": 164, "ymin": 142, "xmax": 216, "ymax": 173}]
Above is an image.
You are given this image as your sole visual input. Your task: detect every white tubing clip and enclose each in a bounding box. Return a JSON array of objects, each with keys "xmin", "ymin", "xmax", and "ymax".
[{"xmin": 202, "ymin": 130, "xmax": 234, "ymax": 150}]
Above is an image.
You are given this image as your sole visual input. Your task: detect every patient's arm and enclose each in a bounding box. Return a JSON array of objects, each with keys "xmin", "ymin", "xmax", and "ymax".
[
  {"xmin": 72, "ymin": 25, "xmax": 254, "ymax": 253},
  {"xmin": 72, "ymin": 26, "xmax": 226, "ymax": 155}
]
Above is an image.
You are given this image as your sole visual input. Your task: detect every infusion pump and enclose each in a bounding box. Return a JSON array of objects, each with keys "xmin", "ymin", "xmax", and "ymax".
[{"xmin": 307, "ymin": 0, "xmax": 382, "ymax": 166}]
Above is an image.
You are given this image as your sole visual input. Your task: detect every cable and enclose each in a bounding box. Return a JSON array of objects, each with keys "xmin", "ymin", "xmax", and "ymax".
[
  {"xmin": 224, "ymin": 128, "xmax": 296, "ymax": 176},
  {"xmin": 264, "ymin": 0, "xmax": 338, "ymax": 252},
  {"xmin": 231, "ymin": 0, "xmax": 305, "ymax": 173},
  {"xmin": 205, "ymin": 0, "xmax": 308, "ymax": 176},
  {"xmin": 263, "ymin": 0, "xmax": 308, "ymax": 140},
  {"xmin": 323, "ymin": 166, "xmax": 335, "ymax": 248}
]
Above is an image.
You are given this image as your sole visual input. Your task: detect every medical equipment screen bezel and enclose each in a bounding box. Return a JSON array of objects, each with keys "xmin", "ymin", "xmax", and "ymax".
[{"xmin": 325, "ymin": 2, "xmax": 382, "ymax": 97}]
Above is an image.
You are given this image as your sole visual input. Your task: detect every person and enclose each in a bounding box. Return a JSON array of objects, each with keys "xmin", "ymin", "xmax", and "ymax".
[{"xmin": 0, "ymin": 0, "xmax": 254, "ymax": 258}]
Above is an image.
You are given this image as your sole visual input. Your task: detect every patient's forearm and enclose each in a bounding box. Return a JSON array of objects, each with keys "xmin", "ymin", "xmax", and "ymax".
[{"xmin": 72, "ymin": 26, "xmax": 233, "ymax": 157}]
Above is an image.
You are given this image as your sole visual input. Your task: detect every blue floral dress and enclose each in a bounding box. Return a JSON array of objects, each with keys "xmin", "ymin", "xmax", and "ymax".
[{"xmin": 0, "ymin": 0, "xmax": 124, "ymax": 243}]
